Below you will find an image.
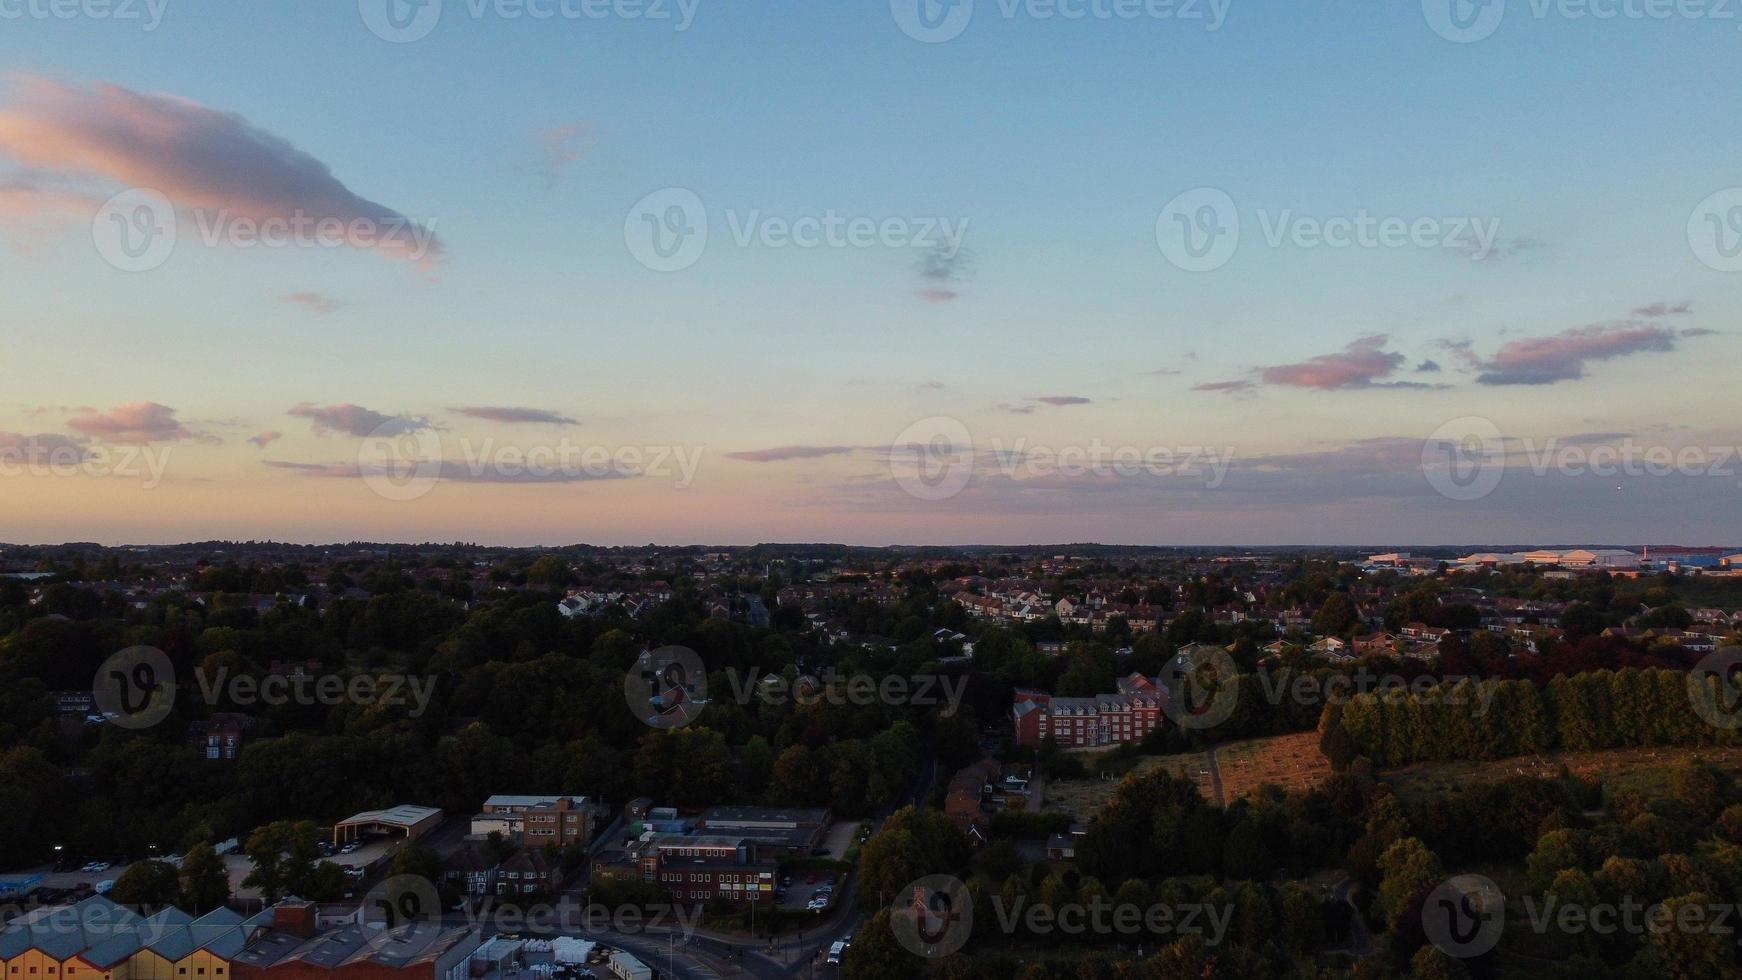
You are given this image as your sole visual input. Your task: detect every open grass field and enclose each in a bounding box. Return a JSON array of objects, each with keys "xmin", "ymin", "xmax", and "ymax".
[
  {"xmin": 1042, "ymin": 732, "xmax": 1332, "ymax": 818},
  {"xmin": 1382, "ymin": 743, "xmax": 1742, "ymax": 804}
]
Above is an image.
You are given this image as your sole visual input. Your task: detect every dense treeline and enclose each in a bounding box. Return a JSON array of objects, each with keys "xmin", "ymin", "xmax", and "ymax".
[
  {"xmin": 0, "ymin": 561, "xmax": 972, "ymax": 867},
  {"xmin": 1334, "ymin": 668, "xmax": 1733, "ymax": 769}
]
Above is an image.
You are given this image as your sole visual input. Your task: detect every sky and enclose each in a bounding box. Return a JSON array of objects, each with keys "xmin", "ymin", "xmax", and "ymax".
[{"xmin": 0, "ymin": 0, "xmax": 1739, "ymax": 547}]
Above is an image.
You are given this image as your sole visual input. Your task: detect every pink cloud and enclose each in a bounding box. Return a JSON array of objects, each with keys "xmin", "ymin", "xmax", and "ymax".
[
  {"xmin": 248, "ymin": 431, "xmax": 282, "ymax": 449},
  {"xmin": 1475, "ymin": 324, "xmax": 1680, "ymax": 385},
  {"xmin": 1260, "ymin": 335, "xmax": 1406, "ymax": 390},
  {"xmin": 0, "ymin": 76, "xmax": 441, "ymax": 264},
  {"xmin": 1193, "ymin": 380, "xmax": 1257, "ymax": 393},
  {"xmin": 66, "ymin": 402, "xmax": 206, "ymax": 443}
]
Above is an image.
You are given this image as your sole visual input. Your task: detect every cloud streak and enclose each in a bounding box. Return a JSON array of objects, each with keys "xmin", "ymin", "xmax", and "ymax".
[
  {"xmin": 454, "ymin": 406, "xmax": 579, "ymax": 426},
  {"xmin": 0, "ymin": 75, "xmax": 441, "ymax": 264},
  {"xmin": 725, "ymin": 445, "xmax": 858, "ymax": 463}
]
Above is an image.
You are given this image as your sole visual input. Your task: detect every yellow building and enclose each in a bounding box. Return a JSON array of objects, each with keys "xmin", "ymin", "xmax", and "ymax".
[{"xmin": 0, "ymin": 898, "xmax": 266, "ymax": 980}]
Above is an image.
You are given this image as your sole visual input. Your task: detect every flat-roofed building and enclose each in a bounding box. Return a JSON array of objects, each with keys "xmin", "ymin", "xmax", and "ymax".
[{"xmin": 472, "ymin": 796, "xmax": 595, "ymax": 849}]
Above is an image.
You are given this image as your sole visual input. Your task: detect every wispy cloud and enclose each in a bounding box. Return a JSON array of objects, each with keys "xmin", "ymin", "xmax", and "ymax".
[
  {"xmin": 1193, "ymin": 380, "xmax": 1257, "ymax": 394},
  {"xmin": 724, "ymin": 445, "xmax": 858, "ymax": 463},
  {"xmin": 282, "ymin": 291, "xmax": 342, "ymax": 315},
  {"xmin": 1632, "ymin": 301, "xmax": 1692, "ymax": 318},
  {"xmin": 453, "ymin": 406, "xmax": 579, "ymax": 426},
  {"xmin": 264, "ymin": 459, "xmax": 635, "ymax": 484},
  {"xmin": 539, "ymin": 122, "xmax": 594, "ymax": 187},
  {"xmin": 288, "ymin": 403, "xmax": 432, "ymax": 438},
  {"xmin": 1035, "ymin": 396, "xmax": 1092, "ymax": 407},
  {"xmin": 247, "ymin": 430, "xmax": 282, "ymax": 449},
  {"xmin": 0, "ymin": 75, "xmax": 441, "ymax": 264},
  {"xmin": 915, "ymin": 244, "xmax": 971, "ymax": 302}
]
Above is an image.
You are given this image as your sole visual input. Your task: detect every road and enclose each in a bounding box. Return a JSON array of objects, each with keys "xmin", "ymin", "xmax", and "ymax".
[{"xmin": 1205, "ymin": 747, "xmax": 1226, "ymax": 809}]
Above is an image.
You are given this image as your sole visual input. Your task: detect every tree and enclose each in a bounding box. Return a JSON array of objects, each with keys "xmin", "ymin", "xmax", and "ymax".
[
  {"xmin": 842, "ymin": 909, "xmax": 922, "ymax": 980},
  {"xmin": 111, "ymin": 859, "xmax": 181, "ymax": 908},
  {"xmin": 179, "ymin": 842, "xmax": 231, "ymax": 912},
  {"xmin": 1376, "ymin": 837, "xmax": 1443, "ymax": 925},
  {"xmin": 1312, "ymin": 593, "xmax": 1358, "ymax": 637},
  {"xmin": 242, "ymin": 820, "xmax": 323, "ymax": 902},
  {"xmin": 1410, "ymin": 945, "xmax": 1471, "ymax": 980}
]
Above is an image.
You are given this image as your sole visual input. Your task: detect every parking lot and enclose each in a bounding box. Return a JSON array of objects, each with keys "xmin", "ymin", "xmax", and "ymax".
[{"xmin": 775, "ymin": 870, "xmax": 840, "ymax": 912}]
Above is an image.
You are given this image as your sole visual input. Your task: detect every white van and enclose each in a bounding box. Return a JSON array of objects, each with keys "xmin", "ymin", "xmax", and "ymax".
[{"xmin": 826, "ymin": 941, "xmax": 846, "ymax": 965}]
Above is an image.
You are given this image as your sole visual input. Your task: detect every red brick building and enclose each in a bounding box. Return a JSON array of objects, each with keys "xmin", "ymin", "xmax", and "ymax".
[{"xmin": 1012, "ymin": 674, "xmax": 1165, "ymax": 749}]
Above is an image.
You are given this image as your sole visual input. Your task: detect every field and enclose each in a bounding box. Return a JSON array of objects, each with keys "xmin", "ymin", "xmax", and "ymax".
[
  {"xmin": 1383, "ymin": 743, "xmax": 1742, "ymax": 804},
  {"xmin": 1041, "ymin": 732, "xmax": 1332, "ymax": 817},
  {"xmin": 1213, "ymin": 731, "xmax": 1335, "ymax": 802}
]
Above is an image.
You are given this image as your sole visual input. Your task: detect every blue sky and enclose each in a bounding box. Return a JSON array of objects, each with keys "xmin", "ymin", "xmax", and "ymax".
[{"xmin": 0, "ymin": 0, "xmax": 1737, "ymax": 545}]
